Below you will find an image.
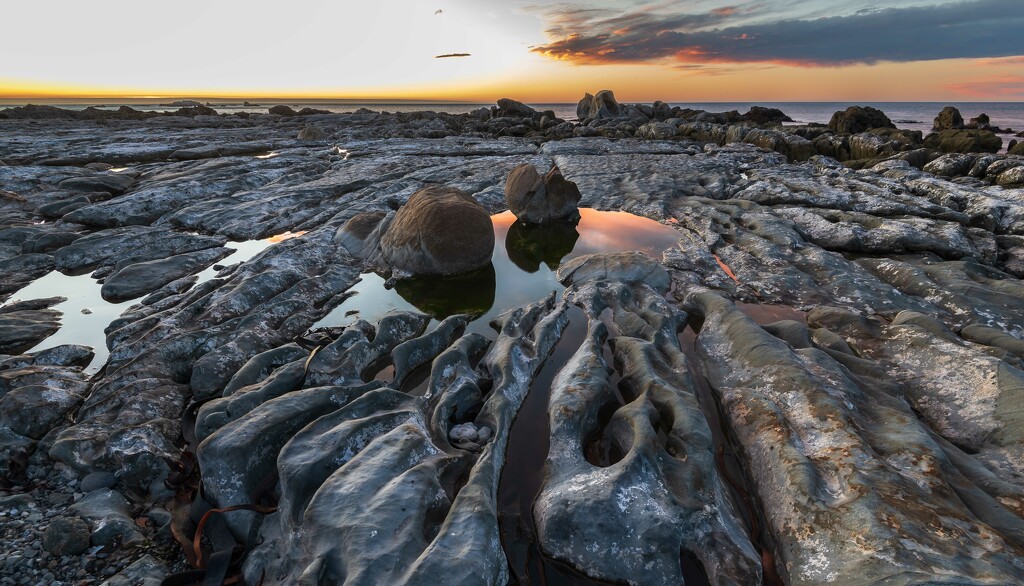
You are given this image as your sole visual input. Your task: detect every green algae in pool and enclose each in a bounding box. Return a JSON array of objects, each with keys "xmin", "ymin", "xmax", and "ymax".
[{"xmin": 314, "ymin": 208, "xmax": 681, "ymax": 337}]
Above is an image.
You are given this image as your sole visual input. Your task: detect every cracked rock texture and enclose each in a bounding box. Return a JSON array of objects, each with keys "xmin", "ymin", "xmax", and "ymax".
[{"xmin": 2, "ymin": 104, "xmax": 1024, "ymax": 585}]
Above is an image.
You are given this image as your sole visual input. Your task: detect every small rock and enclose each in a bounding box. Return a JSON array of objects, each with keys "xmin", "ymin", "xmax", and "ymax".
[
  {"xmin": 297, "ymin": 125, "xmax": 325, "ymax": 141},
  {"xmin": 79, "ymin": 471, "xmax": 117, "ymax": 492},
  {"xmin": 268, "ymin": 105, "xmax": 296, "ymax": 116},
  {"xmin": 41, "ymin": 514, "xmax": 90, "ymax": 557},
  {"xmin": 449, "ymin": 423, "xmax": 479, "ymax": 443}
]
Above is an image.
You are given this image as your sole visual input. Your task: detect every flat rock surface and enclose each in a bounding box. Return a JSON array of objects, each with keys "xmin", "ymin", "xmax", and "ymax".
[{"xmin": 1, "ymin": 109, "xmax": 1023, "ymax": 585}]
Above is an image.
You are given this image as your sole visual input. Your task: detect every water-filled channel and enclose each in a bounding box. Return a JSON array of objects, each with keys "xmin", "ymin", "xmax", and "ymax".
[{"xmin": 316, "ymin": 208, "xmax": 682, "ymax": 584}]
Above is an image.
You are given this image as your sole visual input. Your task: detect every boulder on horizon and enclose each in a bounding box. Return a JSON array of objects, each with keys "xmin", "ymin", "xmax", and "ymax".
[
  {"xmin": 828, "ymin": 106, "xmax": 895, "ymax": 134},
  {"xmin": 577, "ymin": 90, "xmax": 620, "ymax": 121},
  {"xmin": 933, "ymin": 106, "xmax": 965, "ymax": 131}
]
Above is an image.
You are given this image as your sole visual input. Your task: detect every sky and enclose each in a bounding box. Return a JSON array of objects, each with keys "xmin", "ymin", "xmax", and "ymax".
[{"xmin": 2, "ymin": 0, "xmax": 1023, "ymax": 102}]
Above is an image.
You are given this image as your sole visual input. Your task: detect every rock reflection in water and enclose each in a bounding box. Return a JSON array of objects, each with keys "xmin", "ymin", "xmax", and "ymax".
[
  {"xmin": 505, "ymin": 220, "xmax": 580, "ymax": 273},
  {"xmin": 317, "ymin": 208, "xmax": 680, "ymax": 336},
  {"xmin": 392, "ymin": 263, "xmax": 497, "ymax": 318}
]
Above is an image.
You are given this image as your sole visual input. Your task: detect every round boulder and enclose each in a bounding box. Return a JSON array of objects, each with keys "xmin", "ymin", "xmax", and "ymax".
[
  {"xmin": 505, "ymin": 164, "xmax": 582, "ymax": 224},
  {"xmin": 381, "ymin": 186, "xmax": 494, "ymax": 276}
]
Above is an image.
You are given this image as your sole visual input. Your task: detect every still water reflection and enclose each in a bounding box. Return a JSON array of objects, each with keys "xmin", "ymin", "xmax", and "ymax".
[
  {"xmin": 315, "ymin": 208, "xmax": 681, "ymax": 336},
  {"xmin": 3, "ymin": 237, "xmax": 282, "ymax": 373}
]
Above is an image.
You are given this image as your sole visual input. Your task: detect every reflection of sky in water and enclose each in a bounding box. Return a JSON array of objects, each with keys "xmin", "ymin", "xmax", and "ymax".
[
  {"xmin": 2, "ymin": 213, "xmax": 677, "ymax": 374},
  {"xmin": 5, "ymin": 271, "xmax": 132, "ymax": 373},
  {"xmin": 315, "ymin": 209, "xmax": 680, "ymax": 337},
  {"xmin": 2, "ymin": 234, "xmax": 294, "ymax": 373}
]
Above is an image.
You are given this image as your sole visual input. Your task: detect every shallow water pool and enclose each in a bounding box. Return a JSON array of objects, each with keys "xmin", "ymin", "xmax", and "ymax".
[{"xmin": 314, "ymin": 208, "xmax": 682, "ymax": 336}]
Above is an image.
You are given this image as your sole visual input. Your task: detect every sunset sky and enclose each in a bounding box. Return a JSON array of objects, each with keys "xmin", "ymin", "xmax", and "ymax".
[{"xmin": 3, "ymin": 0, "xmax": 1023, "ymax": 102}]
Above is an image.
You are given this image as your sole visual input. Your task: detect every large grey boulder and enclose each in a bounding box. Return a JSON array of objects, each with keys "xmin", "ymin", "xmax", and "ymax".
[
  {"xmin": 504, "ymin": 164, "xmax": 582, "ymax": 224},
  {"xmin": 381, "ymin": 186, "xmax": 494, "ymax": 276}
]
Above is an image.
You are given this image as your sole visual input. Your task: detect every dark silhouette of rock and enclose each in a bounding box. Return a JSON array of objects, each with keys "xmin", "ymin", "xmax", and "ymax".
[
  {"xmin": 969, "ymin": 113, "xmax": 992, "ymax": 129},
  {"xmin": 828, "ymin": 106, "xmax": 895, "ymax": 134},
  {"xmin": 933, "ymin": 106, "xmax": 965, "ymax": 131},
  {"xmin": 743, "ymin": 106, "xmax": 793, "ymax": 124},
  {"xmin": 577, "ymin": 90, "xmax": 621, "ymax": 120},
  {"xmin": 268, "ymin": 105, "xmax": 297, "ymax": 116},
  {"xmin": 495, "ymin": 98, "xmax": 537, "ymax": 118},
  {"xmin": 504, "ymin": 219, "xmax": 579, "ymax": 272}
]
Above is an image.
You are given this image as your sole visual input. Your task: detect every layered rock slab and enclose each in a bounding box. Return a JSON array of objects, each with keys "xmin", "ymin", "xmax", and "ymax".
[
  {"xmin": 686, "ymin": 290, "xmax": 1024, "ymax": 585},
  {"xmin": 534, "ymin": 266, "xmax": 761, "ymax": 585},
  {"xmin": 191, "ymin": 295, "xmax": 571, "ymax": 585}
]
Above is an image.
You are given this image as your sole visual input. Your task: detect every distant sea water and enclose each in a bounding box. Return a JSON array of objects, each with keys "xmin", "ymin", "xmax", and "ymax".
[{"xmin": 5, "ymin": 99, "xmax": 1023, "ymax": 138}]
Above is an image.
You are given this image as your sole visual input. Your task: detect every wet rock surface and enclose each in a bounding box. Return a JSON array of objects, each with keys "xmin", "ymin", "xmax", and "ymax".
[{"xmin": 1, "ymin": 100, "xmax": 1024, "ymax": 584}]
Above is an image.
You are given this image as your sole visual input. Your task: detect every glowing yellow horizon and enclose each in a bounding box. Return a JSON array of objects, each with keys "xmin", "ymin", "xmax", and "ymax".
[
  {"xmin": 3, "ymin": 1, "xmax": 1023, "ymax": 105},
  {"xmin": 5, "ymin": 56, "xmax": 1024, "ymax": 105}
]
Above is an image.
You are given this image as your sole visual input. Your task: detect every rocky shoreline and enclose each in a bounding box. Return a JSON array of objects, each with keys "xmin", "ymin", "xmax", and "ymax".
[{"xmin": 1, "ymin": 92, "xmax": 1024, "ymax": 585}]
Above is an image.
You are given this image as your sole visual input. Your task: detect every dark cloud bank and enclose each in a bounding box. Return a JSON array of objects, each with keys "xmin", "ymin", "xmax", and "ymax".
[{"xmin": 532, "ymin": 0, "xmax": 1024, "ymax": 66}]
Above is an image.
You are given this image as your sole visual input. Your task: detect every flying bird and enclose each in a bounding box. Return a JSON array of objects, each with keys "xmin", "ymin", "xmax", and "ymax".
[
  {"xmin": 435, "ymin": 9, "xmax": 442, "ymax": 15},
  {"xmin": 435, "ymin": 53, "xmax": 471, "ymax": 59}
]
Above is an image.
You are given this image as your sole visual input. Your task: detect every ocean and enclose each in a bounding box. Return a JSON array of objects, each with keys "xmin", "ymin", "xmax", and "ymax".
[{"xmin": 4, "ymin": 99, "xmax": 1023, "ymax": 138}]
